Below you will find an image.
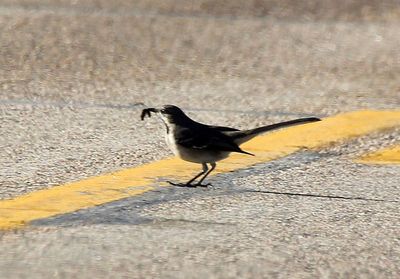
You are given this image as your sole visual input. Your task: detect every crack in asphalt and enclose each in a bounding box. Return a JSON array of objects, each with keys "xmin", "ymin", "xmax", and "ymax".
[
  {"xmin": 0, "ymin": 98, "xmax": 321, "ymax": 117},
  {"xmin": 151, "ymin": 218, "xmax": 236, "ymax": 226}
]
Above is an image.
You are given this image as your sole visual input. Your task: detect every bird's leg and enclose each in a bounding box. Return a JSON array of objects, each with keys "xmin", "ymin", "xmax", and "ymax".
[
  {"xmin": 194, "ymin": 162, "xmax": 216, "ymax": 187},
  {"xmin": 185, "ymin": 163, "xmax": 208, "ymax": 186},
  {"xmin": 167, "ymin": 163, "xmax": 208, "ymax": 187}
]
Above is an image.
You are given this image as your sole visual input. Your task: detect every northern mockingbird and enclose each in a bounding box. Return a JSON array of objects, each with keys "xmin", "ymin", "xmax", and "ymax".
[{"xmin": 141, "ymin": 105, "xmax": 320, "ymax": 187}]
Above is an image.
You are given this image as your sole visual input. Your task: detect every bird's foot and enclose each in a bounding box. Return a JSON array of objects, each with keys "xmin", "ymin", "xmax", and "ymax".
[
  {"xmin": 166, "ymin": 181, "xmax": 212, "ymax": 188},
  {"xmin": 193, "ymin": 182, "xmax": 212, "ymax": 188},
  {"xmin": 166, "ymin": 181, "xmax": 197, "ymax": 188}
]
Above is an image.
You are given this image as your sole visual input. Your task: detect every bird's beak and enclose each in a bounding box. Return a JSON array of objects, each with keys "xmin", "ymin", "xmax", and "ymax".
[
  {"xmin": 148, "ymin": 108, "xmax": 159, "ymax": 113},
  {"xmin": 141, "ymin": 107, "xmax": 159, "ymax": 120}
]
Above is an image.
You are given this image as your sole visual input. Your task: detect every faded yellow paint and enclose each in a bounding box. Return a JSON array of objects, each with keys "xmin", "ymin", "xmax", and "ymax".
[
  {"xmin": 1, "ymin": 110, "xmax": 400, "ymax": 230},
  {"xmin": 356, "ymin": 145, "xmax": 400, "ymax": 164}
]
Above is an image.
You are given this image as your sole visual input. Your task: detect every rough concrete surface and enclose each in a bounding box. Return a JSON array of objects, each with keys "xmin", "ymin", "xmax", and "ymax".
[{"xmin": 0, "ymin": 1, "xmax": 399, "ymax": 278}]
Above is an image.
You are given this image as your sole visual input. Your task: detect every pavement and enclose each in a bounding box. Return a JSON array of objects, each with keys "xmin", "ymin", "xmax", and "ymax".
[{"xmin": 0, "ymin": 1, "xmax": 400, "ymax": 278}]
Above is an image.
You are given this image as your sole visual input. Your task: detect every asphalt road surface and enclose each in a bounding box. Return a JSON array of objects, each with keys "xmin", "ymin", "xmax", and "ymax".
[{"xmin": 0, "ymin": 1, "xmax": 399, "ymax": 278}]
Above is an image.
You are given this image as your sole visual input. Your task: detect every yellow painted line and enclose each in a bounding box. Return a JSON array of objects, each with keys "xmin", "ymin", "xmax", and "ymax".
[
  {"xmin": 1, "ymin": 110, "xmax": 400, "ymax": 230},
  {"xmin": 356, "ymin": 145, "xmax": 400, "ymax": 165}
]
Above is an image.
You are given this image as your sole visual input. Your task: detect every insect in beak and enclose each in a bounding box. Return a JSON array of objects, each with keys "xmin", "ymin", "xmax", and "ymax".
[{"xmin": 140, "ymin": 108, "xmax": 159, "ymax": 120}]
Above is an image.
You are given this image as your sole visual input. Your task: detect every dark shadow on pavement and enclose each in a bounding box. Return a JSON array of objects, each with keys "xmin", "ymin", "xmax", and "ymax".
[{"xmin": 242, "ymin": 189, "xmax": 399, "ymax": 203}]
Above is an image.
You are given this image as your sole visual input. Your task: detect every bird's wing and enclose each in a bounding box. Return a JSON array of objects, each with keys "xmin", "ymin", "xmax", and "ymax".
[
  {"xmin": 175, "ymin": 127, "xmax": 253, "ymax": 155},
  {"xmin": 206, "ymin": 125, "xmax": 240, "ymax": 132}
]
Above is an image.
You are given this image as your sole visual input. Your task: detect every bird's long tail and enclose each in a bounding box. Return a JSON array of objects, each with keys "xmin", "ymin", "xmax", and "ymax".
[{"xmin": 228, "ymin": 117, "xmax": 321, "ymax": 145}]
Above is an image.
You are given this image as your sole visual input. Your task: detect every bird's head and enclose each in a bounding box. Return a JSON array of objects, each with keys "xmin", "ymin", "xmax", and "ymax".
[{"xmin": 141, "ymin": 105, "xmax": 190, "ymax": 125}]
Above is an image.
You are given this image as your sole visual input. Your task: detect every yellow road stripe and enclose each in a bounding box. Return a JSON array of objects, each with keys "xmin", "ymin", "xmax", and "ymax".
[
  {"xmin": 356, "ymin": 145, "xmax": 400, "ymax": 164},
  {"xmin": 1, "ymin": 110, "xmax": 400, "ymax": 230}
]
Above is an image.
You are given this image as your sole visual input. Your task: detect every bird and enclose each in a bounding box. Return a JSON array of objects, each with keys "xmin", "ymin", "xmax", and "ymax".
[{"xmin": 141, "ymin": 105, "xmax": 320, "ymax": 187}]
